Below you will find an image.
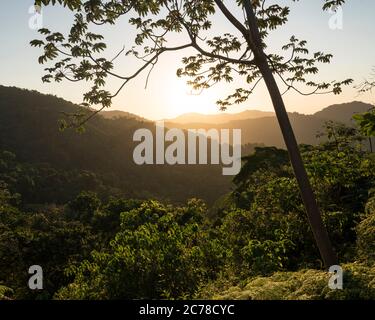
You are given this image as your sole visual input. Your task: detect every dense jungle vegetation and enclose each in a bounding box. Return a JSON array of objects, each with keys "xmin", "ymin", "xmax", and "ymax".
[{"xmin": 1, "ymin": 93, "xmax": 374, "ymax": 299}]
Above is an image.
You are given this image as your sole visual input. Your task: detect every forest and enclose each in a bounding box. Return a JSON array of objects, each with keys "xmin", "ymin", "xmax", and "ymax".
[
  {"xmin": 1, "ymin": 0, "xmax": 375, "ymax": 302},
  {"xmin": 0, "ymin": 87, "xmax": 374, "ymax": 300}
]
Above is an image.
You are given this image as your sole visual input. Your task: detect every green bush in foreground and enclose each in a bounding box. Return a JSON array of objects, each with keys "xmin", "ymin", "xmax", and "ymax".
[
  {"xmin": 356, "ymin": 193, "xmax": 375, "ymax": 263},
  {"xmin": 0, "ymin": 285, "xmax": 13, "ymax": 300},
  {"xmin": 206, "ymin": 263, "xmax": 375, "ymax": 300}
]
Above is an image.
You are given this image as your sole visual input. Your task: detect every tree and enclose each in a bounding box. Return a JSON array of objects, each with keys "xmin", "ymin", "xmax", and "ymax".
[
  {"xmin": 55, "ymin": 200, "xmax": 215, "ymax": 299},
  {"xmin": 354, "ymin": 68, "xmax": 375, "ymax": 152},
  {"xmin": 32, "ymin": 0, "xmax": 352, "ymax": 267},
  {"xmin": 353, "ymin": 110, "xmax": 375, "ymax": 153}
]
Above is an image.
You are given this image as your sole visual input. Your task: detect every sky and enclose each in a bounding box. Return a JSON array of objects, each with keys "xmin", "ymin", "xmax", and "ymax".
[{"xmin": 1, "ymin": 0, "xmax": 375, "ymax": 120}]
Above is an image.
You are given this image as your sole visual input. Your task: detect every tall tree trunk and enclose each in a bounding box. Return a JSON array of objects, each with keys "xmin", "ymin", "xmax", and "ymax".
[
  {"xmin": 243, "ymin": 1, "xmax": 338, "ymax": 268},
  {"xmin": 369, "ymin": 137, "xmax": 373, "ymax": 153},
  {"xmin": 258, "ymin": 61, "xmax": 338, "ymax": 268}
]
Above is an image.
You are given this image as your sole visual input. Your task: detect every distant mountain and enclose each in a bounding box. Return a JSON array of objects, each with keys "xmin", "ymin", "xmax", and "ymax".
[
  {"xmin": 0, "ymin": 85, "xmax": 230, "ymax": 204},
  {"xmin": 164, "ymin": 110, "xmax": 274, "ymax": 124},
  {"xmin": 101, "ymin": 110, "xmax": 148, "ymax": 122},
  {"xmin": 313, "ymin": 101, "xmax": 373, "ymax": 123},
  {"xmin": 165, "ymin": 101, "xmax": 374, "ymax": 148},
  {"xmin": 1, "ymin": 85, "xmax": 372, "ymax": 204}
]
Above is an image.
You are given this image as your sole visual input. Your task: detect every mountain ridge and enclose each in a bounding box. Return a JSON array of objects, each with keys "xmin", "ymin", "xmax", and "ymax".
[
  {"xmin": 1, "ymin": 85, "xmax": 373, "ymax": 149},
  {"xmin": 161, "ymin": 109, "xmax": 275, "ymax": 124},
  {"xmin": 164, "ymin": 101, "xmax": 374, "ymax": 148},
  {"xmin": 0, "ymin": 85, "xmax": 230, "ymax": 204},
  {"xmin": 163, "ymin": 101, "xmax": 373, "ymax": 125}
]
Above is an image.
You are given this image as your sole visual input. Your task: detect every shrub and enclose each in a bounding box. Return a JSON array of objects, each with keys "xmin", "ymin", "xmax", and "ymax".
[{"xmin": 207, "ymin": 263, "xmax": 375, "ymax": 300}]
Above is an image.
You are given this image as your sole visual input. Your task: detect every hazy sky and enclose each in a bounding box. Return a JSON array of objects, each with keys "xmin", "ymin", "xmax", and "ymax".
[{"xmin": 1, "ymin": 1, "xmax": 374, "ymax": 119}]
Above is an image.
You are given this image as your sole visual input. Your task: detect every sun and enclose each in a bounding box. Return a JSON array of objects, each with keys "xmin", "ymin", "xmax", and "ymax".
[{"xmin": 167, "ymin": 78, "xmax": 220, "ymax": 116}]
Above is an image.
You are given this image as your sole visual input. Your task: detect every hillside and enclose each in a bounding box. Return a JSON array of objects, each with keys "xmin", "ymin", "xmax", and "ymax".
[
  {"xmin": 166, "ymin": 102, "xmax": 374, "ymax": 148},
  {"xmin": 0, "ymin": 85, "xmax": 230, "ymax": 204},
  {"xmin": 101, "ymin": 110, "xmax": 148, "ymax": 122},
  {"xmin": 313, "ymin": 101, "xmax": 373, "ymax": 122},
  {"xmin": 164, "ymin": 110, "xmax": 274, "ymax": 124},
  {"xmin": 1, "ymin": 86, "xmax": 373, "ymax": 203}
]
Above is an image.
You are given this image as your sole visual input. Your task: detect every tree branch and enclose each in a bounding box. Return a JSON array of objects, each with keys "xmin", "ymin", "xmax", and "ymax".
[{"xmin": 213, "ymin": 0, "xmax": 249, "ymax": 39}]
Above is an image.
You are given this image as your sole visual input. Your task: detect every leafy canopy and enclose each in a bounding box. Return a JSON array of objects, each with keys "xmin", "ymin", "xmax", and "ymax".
[{"xmin": 32, "ymin": 0, "xmax": 351, "ymax": 126}]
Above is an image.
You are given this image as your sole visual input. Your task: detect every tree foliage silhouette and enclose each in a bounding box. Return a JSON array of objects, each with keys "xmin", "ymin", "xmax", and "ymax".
[{"xmin": 32, "ymin": 0, "xmax": 352, "ymax": 267}]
